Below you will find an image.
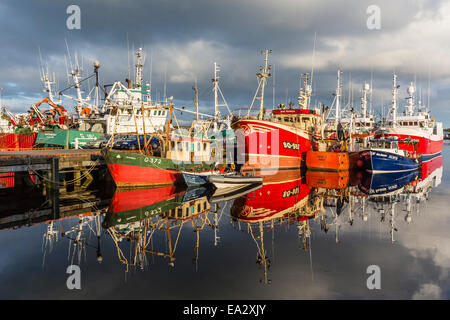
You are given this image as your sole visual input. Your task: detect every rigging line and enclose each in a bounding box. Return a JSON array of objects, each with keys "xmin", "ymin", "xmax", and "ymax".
[
  {"xmin": 217, "ymin": 86, "xmax": 232, "ymax": 115},
  {"xmin": 247, "ymin": 79, "xmax": 263, "ymax": 117}
]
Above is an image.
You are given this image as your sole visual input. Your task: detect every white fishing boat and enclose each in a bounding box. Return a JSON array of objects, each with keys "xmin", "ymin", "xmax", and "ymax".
[{"xmin": 208, "ymin": 174, "xmax": 263, "ymax": 189}]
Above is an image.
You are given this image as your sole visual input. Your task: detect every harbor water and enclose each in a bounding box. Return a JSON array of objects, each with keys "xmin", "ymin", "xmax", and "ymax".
[{"xmin": 0, "ymin": 146, "xmax": 448, "ymax": 300}]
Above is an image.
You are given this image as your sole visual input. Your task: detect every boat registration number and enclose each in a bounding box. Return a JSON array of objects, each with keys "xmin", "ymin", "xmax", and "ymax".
[
  {"xmin": 283, "ymin": 141, "xmax": 300, "ymax": 150},
  {"xmin": 144, "ymin": 157, "xmax": 162, "ymax": 164},
  {"xmin": 282, "ymin": 186, "xmax": 300, "ymax": 198}
]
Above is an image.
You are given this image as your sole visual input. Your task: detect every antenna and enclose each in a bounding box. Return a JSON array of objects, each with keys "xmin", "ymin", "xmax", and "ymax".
[
  {"xmin": 163, "ymin": 64, "xmax": 167, "ymax": 103},
  {"xmin": 391, "ymin": 73, "xmax": 399, "ymax": 127},
  {"xmin": 335, "ymin": 67, "xmax": 342, "ymax": 123},
  {"xmin": 272, "ymin": 65, "xmax": 275, "ymax": 110},
  {"xmin": 370, "ymin": 68, "xmax": 373, "ymax": 115},
  {"xmin": 427, "ymin": 66, "xmax": 431, "ymax": 111},
  {"xmin": 311, "ymin": 31, "xmax": 317, "ymax": 87},
  {"xmin": 149, "ymin": 49, "xmax": 153, "ymax": 102},
  {"xmin": 127, "ymin": 33, "xmax": 131, "ymax": 80}
]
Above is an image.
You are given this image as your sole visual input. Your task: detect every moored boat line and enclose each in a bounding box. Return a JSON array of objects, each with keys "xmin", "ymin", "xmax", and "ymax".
[{"xmin": 0, "ymin": 49, "xmax": 444, "ymax": 185}]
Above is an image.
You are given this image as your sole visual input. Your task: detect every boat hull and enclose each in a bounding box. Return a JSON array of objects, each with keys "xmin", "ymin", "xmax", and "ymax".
[
  {"xmin": 103, "ymin": 150, "xmax": 215, "ymax": 187},
  {"xmin": 358, "ymin": 150, "xmax": 419, "ymax": 173},
  {"xmin": 232, "ymin": 119, "xmax": 314, "ymax": 171},
  {"xmin": 306, "ymin": 151, "xmax": 349, "ymax": 171},
  {"xmin": 359, "ymin": 170, "xmax": 419, "ymax": 195}
]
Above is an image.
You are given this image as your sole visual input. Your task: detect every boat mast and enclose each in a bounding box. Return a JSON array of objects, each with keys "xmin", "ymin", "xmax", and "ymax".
[
  {"xmin": 135, "ymin": 48, "xmax": 144, "ymax": 89},
  {"xmin": 335, "ymin": 68, "xmax": 342, "ymax": 123},
  {"xmin": 41, "ymin": 66, "xmax": 56, "ymax": 102},
  {"xmin": 93, "ymin": 60, "xmax": 100, "ymax": 113},
  {"xmin": 361, "ymin": 82, "xmax": 370, "ymax": 118},
  {"xmin": 257, "ymin": 50, "xmax": 272, "ymax": 120},
  {"xmin": 391, "ymin": 73, "xmax": 399, "ymax": 128},
  {"xmin": 193, "ymin": 85, "xmax": 199, "ymax": 121},
  {"xmin": 406, "ymin": 82, "xmax": 415, "ymax": 116},
  {"xmin": 213, "ymin": 62, "xmax": 220, "ymax": 125},
  {"xmin": 298, "ymin": 73, "xmax": 311, "ymax": 110}
]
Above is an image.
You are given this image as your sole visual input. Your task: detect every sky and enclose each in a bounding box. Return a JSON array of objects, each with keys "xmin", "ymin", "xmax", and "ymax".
[{"xmin": 1, "ymin": 0, "xmax": 450, "ymax": 126}]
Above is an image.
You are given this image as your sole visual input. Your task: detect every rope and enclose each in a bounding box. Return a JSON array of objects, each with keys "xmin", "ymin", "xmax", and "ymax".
[{"xmin": 26, "ymin": 156, "xmax": 100, "ymax": 186}]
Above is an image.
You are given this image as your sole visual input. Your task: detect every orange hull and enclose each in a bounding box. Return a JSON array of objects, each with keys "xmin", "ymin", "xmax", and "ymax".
[
  {"xmin": 306, "ymin": 170, "xmax": 349, "ymax": 189},
  {"xmin": 306, "ymin": 151, "xmax": 349, "ymax": 171}
]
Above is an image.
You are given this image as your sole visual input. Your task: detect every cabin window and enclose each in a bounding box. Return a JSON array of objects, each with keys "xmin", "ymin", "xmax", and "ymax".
[
  {"xmin": 197, "ymin": 203, "xmax": 201, "ymax": 212},
  {"xmin": 197, "ymin": 142, "xmax": 201, "ymax": 151},
  {"xmin": 171, "ymin": 141, "xmax": 175, "ymax": 150},
  {"xmin": 185, "ymin": 207, "xmax": 189, "ymax": 217},
  {"xmin": 203, "ymin": 202, "xmax": 207, "ymax": 210},
  {"xmin": 414, "ymin": 121, "xmax": 418, "ymax": 126},
  {"xmin": 284, "ymin": 117, "xmax": 289, "ymax": 122},
  {"xmin": 278, "ymin": 117, "xmax": 282, "ymax": 121},
  {"xmin": 409, "ymin": 122, "xmax": 413, "ymax": 126},
  {"xmin": 185, "ymin": 142, "xmax": 189, "ymax": 150},
  {"xmin": 177, "ymin": 142, "xmax": 182, "ymax": 151},
  {"xmin": 203, "ymin": 143, "xmax": 207, "ymax": 151}
]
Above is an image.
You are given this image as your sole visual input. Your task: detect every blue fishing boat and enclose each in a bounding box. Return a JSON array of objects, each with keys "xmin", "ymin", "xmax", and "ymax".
[
  {"xmin": 359, "ymin": 169, "xmax": 419, "ymax": 195},
  {"xmin": 356, "ymin": 138, "xmax": 420, "ymax": 173}
]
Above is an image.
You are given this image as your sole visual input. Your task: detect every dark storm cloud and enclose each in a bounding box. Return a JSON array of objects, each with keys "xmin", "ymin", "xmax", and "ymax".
[{"xmin": 0, "ymin": 0, "xmax": 449, "ymax": 126}]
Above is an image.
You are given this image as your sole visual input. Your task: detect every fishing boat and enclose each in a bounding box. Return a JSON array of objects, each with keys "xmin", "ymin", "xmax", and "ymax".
[
  {"xmin": 340, "ymin": 81, "xmax": 377, "ymax": 148},
  {"xmin": 74, "ymin": 48, "xmax": 168, "ymax": 136},
  {"xmin": 207, "ymin": 174, "xmax": 263, "ymax": 189},
  {"xmin": 103, "ymin": 101, "xmax": 217, "ymax": 188},
  {"xmin": 232, "ymin": 51, "xmax": 323, "ymax": 172},
  {"xmin": 379, "ymin": 74, "xmax": 443, "ymax": 161},
  {"xmin": 356, "ymin": 138, "xmax": 421, "ymax": 173}
]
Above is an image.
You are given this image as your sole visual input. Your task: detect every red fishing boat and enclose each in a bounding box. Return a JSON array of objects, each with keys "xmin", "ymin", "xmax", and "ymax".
[
  {"xmin": 232, "ymin": 54, "xmax": 323, "ymax": 173},
  {"xmin": 379, "ymin": 74, "xmax": 443, "ymax": 161}
]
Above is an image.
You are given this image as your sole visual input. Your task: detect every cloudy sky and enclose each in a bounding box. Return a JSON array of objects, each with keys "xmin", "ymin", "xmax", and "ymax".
[{"xmin": 1, "ymin": 0, "xmax": 450, "ymax": 126}]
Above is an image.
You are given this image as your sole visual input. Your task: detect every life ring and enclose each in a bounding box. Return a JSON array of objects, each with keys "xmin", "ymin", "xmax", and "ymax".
[{"xmin": 230, "ymin": 163, "xmax": 236, "ymax": 170}]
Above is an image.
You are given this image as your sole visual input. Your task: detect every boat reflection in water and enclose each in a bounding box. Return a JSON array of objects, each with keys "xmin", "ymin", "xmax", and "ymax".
[
  {"xmin": 103, "ymin": 185, "xmax": 215, "ymax": 272},
  {"xmin": 230, "ymin": 170, "xmax": 323, "ymax": 284},
  {"xmin": 0, "ymin": 155, "xmax": 443, "ymax": 288}
]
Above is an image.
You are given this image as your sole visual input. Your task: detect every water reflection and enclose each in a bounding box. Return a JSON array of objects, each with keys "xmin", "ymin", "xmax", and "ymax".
[
  {"xmin": 0, "ymin": 154, "xmax": 444, "ymax": 297},
  {"xmin": 104, "ymin": 186, "xmax": 213, "ymax": 272}
]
